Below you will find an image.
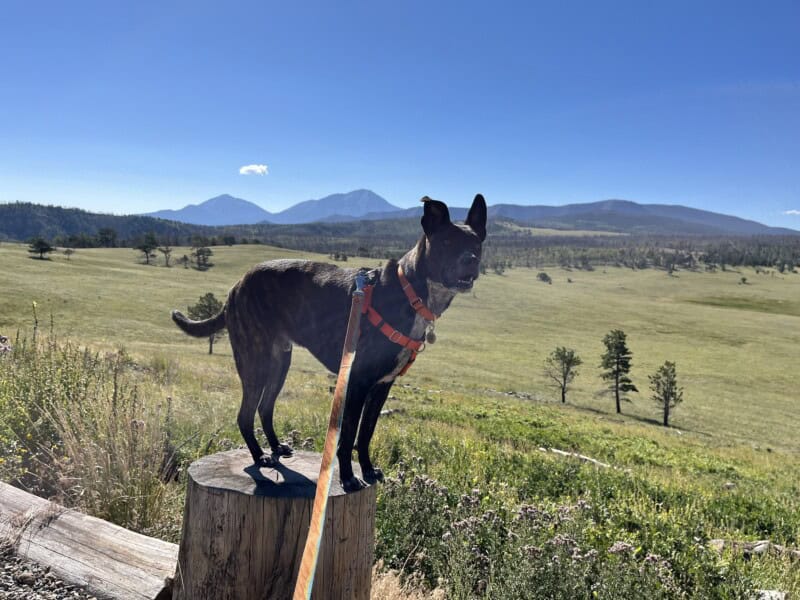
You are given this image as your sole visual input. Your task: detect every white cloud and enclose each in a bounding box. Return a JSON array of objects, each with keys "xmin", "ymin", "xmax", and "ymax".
[
  {"xmin": 784, "ymin": 209, "xmax": 800, "ymax": 216},
  {"xmin": 239, "ymin": 164, "xmax": 269, "ymax": 175}
]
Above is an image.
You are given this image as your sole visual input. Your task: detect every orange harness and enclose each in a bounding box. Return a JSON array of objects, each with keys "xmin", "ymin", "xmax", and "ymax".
[{"xmin": 361, "ymin": 265, "xmax": 438, "ymax": 376}]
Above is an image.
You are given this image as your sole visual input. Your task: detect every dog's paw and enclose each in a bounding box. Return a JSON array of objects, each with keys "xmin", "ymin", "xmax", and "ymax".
[
  {"xmin": 274, "ymin": 443, "xmax": 294, "ymax": 457},
  {"xmin": 341, "ymin": 476, "xmax": 367, "ymax": 493},
  {"xmin": 257, "ymin": 454, "xmax": 278, "ymax": 468},
  {"xmin": 362, "ymin": 467, "xmax": 384, "ymax": 484}
]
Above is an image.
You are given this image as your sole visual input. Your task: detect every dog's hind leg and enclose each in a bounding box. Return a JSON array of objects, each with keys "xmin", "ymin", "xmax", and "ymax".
[
  {"xmin": 356, "ymin": 382, "xmax": 393, "ymax": 483},
  {"xmin": 234, "ymin": 339, "xmax": 292, "ymax": 468},
  {"xmin": 257, "ymin": 341, "xmax": 293, "ymax": 458},
  {"xmin": 237, "ymin": 380, "xmax": 270, "ymax": 466}
]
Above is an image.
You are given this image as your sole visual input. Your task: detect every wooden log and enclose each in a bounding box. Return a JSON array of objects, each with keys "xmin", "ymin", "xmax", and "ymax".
[
  {"xmin": 172, "ymin": 449, "xmax": 376, "ymax": 600},
  {"xmin": 0, "ymin": 481, "xmax": 178, "ymax": 600}
]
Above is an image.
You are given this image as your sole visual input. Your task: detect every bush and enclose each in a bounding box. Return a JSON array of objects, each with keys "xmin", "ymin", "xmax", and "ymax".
[{"xmin": 0, "ymin": 331, "xmax": 174, "ymax": 532}]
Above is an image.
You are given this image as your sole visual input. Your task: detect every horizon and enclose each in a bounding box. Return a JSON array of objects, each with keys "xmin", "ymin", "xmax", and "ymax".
[
  {"xmin": 5, "ymin": 190, "xmax": 799, "ymax": 234},
  {"xmin": 1, "ymin": 1, "xmax": 798, "ymax": 227}
]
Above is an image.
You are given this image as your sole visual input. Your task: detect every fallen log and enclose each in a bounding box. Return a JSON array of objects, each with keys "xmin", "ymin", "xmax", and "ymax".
[
  {"xmin": 0, "ymin": 481, "xmax": 178, "ymax": 600},
  {"xmin": 538, "ymin": 447, "xmax": 615, "ymax": 469}
]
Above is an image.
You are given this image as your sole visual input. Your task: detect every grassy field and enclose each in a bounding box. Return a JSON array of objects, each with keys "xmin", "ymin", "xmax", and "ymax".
[
  {"xmin": 493, "ymin": 221, "xmax": 626, "ymax": 237},
  {"xmin": 1, "ymin": 241, "xmax": 799, "ymax": 597},
  {"xmin": 2, "ymin": 242, "xmax": 798, "ymax": 453}
]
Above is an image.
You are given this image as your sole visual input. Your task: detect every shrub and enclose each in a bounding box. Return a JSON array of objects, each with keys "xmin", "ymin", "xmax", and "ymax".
[{"xmin": 0, "ymin": 331, "xmax": 174, "ymax": 532}]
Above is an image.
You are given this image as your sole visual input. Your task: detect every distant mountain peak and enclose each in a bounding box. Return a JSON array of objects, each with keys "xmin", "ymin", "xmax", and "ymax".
[
  {"xmin": 256, "ymin": 189, "xmax": 401, "ymax": 224},
  {"xmin": 139, "ymin": 192, "xmax": 797, "ymax": 235},
  {"xmin": 145, "ymin": 194, "xmax": 273, "ymax": 226}
]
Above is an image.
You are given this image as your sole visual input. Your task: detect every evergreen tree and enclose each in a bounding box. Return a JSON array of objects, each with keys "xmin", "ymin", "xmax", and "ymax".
[
  {"xmin": 28, "ymin": 237, "xmax": 55, "ymax": 259},
  {"xmin": 136, "ymin": 232, "xmax": 159, "ymax": 265},
  {"xmin": 649, "ymin": 361, "xmax": 683, "ymax": 427},
  {"xmin": 187, "ymin": 293, "xmax": 225, "ymax": 354},
  {"xmin": 600, "ymin": 329, "xmax": 638, "ymax": 414},
  {"xmin": 192, "ymin": 246, "xmax": 213, "ymax": 269}
]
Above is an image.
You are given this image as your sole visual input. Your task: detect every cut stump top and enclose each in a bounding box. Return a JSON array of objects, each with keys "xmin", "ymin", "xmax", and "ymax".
[{"xmin": 188, "ymin": 449, "xmax": 366, "ymax": 498}]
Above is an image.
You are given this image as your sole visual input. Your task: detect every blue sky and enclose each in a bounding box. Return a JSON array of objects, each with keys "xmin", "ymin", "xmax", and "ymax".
[{"xmin": 1, "ymin": 1, "xmax": 798, "ymax": 226}]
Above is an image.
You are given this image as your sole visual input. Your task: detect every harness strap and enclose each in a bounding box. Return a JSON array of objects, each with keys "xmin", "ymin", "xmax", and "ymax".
[
  {"xmin": 361, "ymin": 281, "xmax": 425, "ymax": 376},
  {"xmin": 365, "ymin": 306, "xmax": 425, "ymax": 352},
  {"xmin": 397, "ymin": 264, "xmax": 438, "ymax": 322}
]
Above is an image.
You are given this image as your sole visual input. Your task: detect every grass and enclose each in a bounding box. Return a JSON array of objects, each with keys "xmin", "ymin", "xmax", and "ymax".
[
  {"xmin": 493, "ymin": 221, "xmax": 626, "ymax": 237},
  {"xmin": 1, "ymin": 241, "xmax": 800, "ymax": 596}
]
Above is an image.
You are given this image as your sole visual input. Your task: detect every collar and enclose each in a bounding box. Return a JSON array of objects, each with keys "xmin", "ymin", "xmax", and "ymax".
[{"xmin": 397, "ymin": 264, "xmax": 438, "ymax": 322}]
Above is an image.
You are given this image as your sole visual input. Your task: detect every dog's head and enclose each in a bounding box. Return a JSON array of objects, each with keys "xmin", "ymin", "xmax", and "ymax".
[{"xmin": 420, "ymin": 194, "xmax": 486, "ymax": 292}]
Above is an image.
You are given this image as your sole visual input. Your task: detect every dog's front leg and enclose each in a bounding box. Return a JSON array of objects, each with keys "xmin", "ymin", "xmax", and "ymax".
[
  {"xmin": 357, "ymin": 382, "xmax": 393, "ymax": 483},
  {"xmin": 336, "ymin": 378, "xmax": 374, "ymax": 492}
]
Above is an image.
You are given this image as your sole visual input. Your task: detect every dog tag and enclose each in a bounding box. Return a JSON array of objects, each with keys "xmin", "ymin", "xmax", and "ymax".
[{"xmin": 426, "ymin": 325, "xmax": 437, "ymax": 344}]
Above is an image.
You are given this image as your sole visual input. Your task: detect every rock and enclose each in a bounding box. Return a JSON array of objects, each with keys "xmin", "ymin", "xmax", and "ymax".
[
  {"xmin": 13, "ymin": 570, "xmax": 35, "ymax": 586},
  {"xmin": 723, "ymin": 481, "xmax": 736, "ymax": 490},
  {"xmin": 750, "ymin": 541, "xmax": 771, "ymax": 555},
  {"xmin": 1, "ymin": 545, "xmax": 95, "ymax": 599},
  {"xmin": 708, "ymin": 539, "xmax": 726, "ymax": 552},
  {"xmin": 755, "ymin": 591, "xmax": 787, "ymax": 600}
]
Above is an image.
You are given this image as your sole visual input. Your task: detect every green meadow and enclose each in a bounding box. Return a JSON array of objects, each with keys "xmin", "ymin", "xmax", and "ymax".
[{"xmin": 1, "ymin": 241, "xmax": 799, "ymax": 597}]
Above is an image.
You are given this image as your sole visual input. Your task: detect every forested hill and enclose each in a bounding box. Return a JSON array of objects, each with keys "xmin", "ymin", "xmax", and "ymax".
[{"xmin": 0, "ymin": 202, "xmax": 214, "ymax": 245}]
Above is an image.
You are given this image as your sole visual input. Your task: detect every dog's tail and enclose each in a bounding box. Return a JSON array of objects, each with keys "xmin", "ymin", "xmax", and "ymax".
[{"xmin": 171, "ymin": 308, "xmax": 226, "ymax": 338}]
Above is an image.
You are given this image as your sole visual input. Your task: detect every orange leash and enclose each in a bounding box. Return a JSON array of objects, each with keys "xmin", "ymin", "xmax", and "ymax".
[{"xmin": 292, "ymin": 272, "xmax": 367, "ymax": 600}]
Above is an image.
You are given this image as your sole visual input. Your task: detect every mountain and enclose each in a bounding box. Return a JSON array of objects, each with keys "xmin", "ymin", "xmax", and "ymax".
[
  {"xmin": 146, "ymin": 194, "xmax": 273, "ymax": 226},
  {"xmin": 3, "ymin": 197, "xmax": 796, "ymax": 243},
  {"xmin": 144, "ymin": 189, "xmax": 399, "ymax": 226},
  {"xmin": 143, "ymin": 190, "xmax": 793, "ymax": 236},
  {"xmin": 330, "ymin": 199, "xmax": 797, "ymax": 237},
  {"xmin": 267, "ymin": 189, "xmax": 400, "ymax": 224},
  {"xmin": 485, "ymin": 200, "xmax": 798, "ymax": 235}
]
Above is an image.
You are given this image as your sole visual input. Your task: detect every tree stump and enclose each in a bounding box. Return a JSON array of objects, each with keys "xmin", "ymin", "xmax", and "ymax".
[{"xmin": 172, "ymin": 449, "xmax": 375, "ymax": 600}]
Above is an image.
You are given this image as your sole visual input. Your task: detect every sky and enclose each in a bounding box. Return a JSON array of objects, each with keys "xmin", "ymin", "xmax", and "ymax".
[{"xmin": 0, "ymin": 1, "xmax": 798, "ymax": 226}]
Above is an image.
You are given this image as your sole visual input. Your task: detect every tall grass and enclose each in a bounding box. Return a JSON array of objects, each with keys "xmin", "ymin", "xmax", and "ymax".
[{"xmin": 0, "ymin": 329, "xmax": 173, "ymax": 532}]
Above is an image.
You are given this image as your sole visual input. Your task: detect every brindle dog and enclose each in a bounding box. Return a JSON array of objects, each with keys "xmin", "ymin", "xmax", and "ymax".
[{"xmin": 172, "ymin": 195, "xmax": 486, "ymax": 491}]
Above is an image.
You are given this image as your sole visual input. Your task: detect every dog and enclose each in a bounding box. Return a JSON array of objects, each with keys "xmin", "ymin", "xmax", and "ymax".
[{"xmin": 171, "ymin": 195, "xmax": 486, "ymax": 491}]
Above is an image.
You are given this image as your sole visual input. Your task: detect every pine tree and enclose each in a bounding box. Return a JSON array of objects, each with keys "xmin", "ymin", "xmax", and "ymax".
[
  {"xmin": 600, "ymin": 329, "xmax": 638, "ymax": 414},
  {"xmin": 136, "ymin": 232, "xmax": 159, "ymax": 265},
  {"xmin": 28, "ymin": 237, "xmax": 55, "ymax": 259},
  {"xmin": 187, "ymin": 293, "xmax": 225, "ymax": 354},
  {"xmin": 649, "ymin": 361, "xmax": 683, "ymax": 427}
]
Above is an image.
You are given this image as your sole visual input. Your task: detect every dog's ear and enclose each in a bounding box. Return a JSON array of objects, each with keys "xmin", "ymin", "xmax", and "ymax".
[
  {"xmin": 465, "ymin": 193, "xmax": 487, "ymax": 241},
  {"xmin": 420, "ymin": 196, "xmax": 451, "ymax": 237}
]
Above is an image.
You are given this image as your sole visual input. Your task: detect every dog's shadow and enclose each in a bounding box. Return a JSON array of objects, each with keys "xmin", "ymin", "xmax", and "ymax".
[{"xmin": 243, "ymin": 461, "xmax": 318, "ymax": 498}]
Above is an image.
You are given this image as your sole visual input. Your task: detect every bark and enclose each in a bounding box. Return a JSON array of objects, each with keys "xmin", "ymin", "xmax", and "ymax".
[{"xmin": 172, "ymin": 449, "xmax": 375, "ymax": 600}]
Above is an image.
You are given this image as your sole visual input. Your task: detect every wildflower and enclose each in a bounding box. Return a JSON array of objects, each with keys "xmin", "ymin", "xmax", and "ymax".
[{"xmin": 608, "ymin": 541, "xmax": 635, "ymax": 555}]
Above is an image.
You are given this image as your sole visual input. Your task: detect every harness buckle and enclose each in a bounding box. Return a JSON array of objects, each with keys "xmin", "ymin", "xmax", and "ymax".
[{"xmin": 389, "ymin": 330, "xmax": 403, "ymax": 344}]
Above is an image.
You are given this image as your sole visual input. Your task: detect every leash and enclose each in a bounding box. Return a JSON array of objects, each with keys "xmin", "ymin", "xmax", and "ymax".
[
  {"xmin": 292, "ymin": 270, "xmax": 369, "ymax": 600},
  {"xmin": 292, "ymin": 265, "xmax": 438, "ymax": 598}
]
